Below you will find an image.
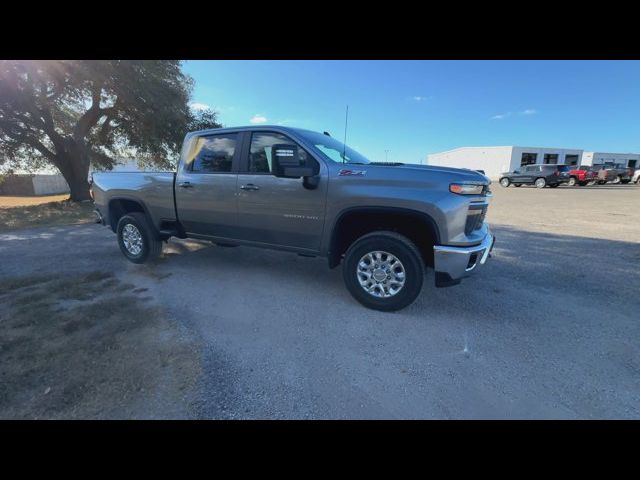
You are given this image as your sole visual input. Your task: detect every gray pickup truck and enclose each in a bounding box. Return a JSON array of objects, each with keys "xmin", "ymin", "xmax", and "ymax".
[{"xmin": 92, "ymin": 126, "xmax": 495, "ymax": 311}]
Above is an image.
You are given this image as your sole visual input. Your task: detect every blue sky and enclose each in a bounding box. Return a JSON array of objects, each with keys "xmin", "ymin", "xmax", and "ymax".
[{"xmin": 182, "ymin": 60, "xmax": 640, "ymax": 164}]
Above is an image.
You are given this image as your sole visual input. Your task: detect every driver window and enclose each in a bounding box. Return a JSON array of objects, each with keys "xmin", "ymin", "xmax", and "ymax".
[{"xmin": 248, "ymin": 132, "xmax": 313, "ymax": 174}]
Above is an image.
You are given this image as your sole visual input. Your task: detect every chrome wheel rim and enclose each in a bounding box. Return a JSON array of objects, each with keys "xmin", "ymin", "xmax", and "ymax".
[
  {"xmin": 122, "ymin": 224, "xmax": 143, "ymax": 256},
  {"xmin": 536, "ymin": 179, "xmax": 545, "ymax": 188},
  {"xmin": 500, "ymin": 179, "xmax": 509, "ymax": 187},
  {"xmin": 357, "ymin": 251, "xmax": 406, "ymax": 298}
]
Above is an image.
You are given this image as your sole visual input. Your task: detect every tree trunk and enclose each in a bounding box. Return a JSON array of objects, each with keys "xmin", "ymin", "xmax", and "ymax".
[{"xmin": 56, "ymin": 150, "xmax": 92, "ymax": 202}]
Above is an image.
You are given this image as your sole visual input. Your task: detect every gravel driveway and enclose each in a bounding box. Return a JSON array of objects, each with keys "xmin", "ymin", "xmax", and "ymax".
[{"xmin": 1, "ymin": 184, "xmax": 639, "ymax": 418}]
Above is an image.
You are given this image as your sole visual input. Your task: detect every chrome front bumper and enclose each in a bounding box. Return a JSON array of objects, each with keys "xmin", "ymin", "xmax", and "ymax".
[{"xmin": 433, "ymin": 229, "xmax": 495, "ymax": 287}]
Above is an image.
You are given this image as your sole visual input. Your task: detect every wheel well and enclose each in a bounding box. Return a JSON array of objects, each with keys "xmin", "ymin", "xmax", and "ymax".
[
  {"xmin": 328, "ymin": 208, "xmax": 438, "ymax": 269},
  {"xmin": 108, "ymin": 198, "xmax": 146, "ymax": 232}
]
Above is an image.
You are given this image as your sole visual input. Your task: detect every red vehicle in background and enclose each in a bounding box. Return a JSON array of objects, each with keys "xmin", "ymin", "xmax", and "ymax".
[{"xmin": 568, "ymin": 166, "xmax": 598, "ymax": 186}]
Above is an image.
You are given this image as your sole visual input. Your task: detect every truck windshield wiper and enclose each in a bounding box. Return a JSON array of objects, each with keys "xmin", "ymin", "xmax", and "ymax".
[{"xmin": 370, "ymin": 162, "xmax": 404, "ymax": 166}]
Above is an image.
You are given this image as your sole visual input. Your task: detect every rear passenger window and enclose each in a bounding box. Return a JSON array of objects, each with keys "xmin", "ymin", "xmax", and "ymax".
[
  {"xmin": 248, "ymin": 132, "xmax": 313, "ymax": 174},
  {"xmin": 191, "ymin": 134, "xmax": 237, "ymax": 173}
]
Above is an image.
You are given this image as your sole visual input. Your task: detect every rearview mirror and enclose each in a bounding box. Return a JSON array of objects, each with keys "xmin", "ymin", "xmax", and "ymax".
[{"xmin": 272, "ymin": 144, "xmax": 317, "ymax": 179}]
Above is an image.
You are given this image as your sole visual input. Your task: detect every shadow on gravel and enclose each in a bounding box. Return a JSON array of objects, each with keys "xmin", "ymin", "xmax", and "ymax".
[{"xmin": 0, "ymin": 271, "xmax": 200, "ymax": 419}]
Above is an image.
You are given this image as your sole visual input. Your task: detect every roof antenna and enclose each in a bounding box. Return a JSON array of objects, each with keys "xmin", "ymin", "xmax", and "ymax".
[{"xmin": 342, "ymin": 105, "xmax": 349, "ymax": 163}]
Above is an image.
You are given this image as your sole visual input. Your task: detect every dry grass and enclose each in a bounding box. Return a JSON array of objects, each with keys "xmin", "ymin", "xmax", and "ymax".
[
  {"xmin": 0, "ymin": 194, "xmax": 71, "ymax": 208},
  {"xmin": 0, "ymin": 271, "xmax": 201, "ymax": 419},
  {"xmin": 0, "ymin": 198, "xmax": 94, "ymax": 232}
]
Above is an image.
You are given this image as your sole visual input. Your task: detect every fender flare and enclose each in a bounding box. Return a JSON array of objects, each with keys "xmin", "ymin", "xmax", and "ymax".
[{"xmin": 326, "ymin": 206, "xmax": 441, "ymax": 268}]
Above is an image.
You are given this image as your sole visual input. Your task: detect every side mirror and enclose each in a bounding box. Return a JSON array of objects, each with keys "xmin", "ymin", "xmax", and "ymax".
[{"xmin": 272, "ymin": 144, "xmax": 318, "ymax": 179}]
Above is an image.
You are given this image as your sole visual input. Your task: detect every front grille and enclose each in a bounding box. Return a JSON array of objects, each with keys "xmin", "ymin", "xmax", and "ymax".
[{"xmin": 465, "ymin": 205, "xmax": 487, "ymax": 235}]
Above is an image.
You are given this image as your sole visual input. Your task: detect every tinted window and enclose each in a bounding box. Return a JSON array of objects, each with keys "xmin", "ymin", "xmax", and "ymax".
[
  {"xmin": 543, "ymin": 153, "xmax": 559, "ymax": 164},
  {"xmin": 249, "ymin": 132, "xmax": 312, "ymax": 173},
  {"xmin": 190, "ymin": 134, "xmax": 236, "ymax": 173},
  {"xmin": 558, "ymin": 165, "xmax": 571, "ymax": 172}
]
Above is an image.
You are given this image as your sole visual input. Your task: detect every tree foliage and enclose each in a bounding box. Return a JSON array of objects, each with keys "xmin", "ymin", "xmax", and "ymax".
[{"xmin": 0, "ymin": 60, "xmax": 221, "ymax": 200}]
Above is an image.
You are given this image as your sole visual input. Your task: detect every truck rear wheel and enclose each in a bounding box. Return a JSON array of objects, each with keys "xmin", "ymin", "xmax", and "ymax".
[
  {"xmin": 342, "ymin": 231, "xmax": 424, "ymax": 312},
  {"xmin": 117, "ymin": 212, "xmax": 163, "ymax": 264},
  {"xmin": 568, "ymin": 177, "xmax": 577, "ymax": 186},
  {"xmin": 499, "ymin": 178, "xmax": 510, "ymax": 187}
]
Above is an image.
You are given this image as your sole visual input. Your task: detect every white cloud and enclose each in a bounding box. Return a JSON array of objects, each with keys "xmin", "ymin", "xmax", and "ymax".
[
  {"xmin": 491, "ymin": 109, "xmax": 537, "ymax": 120},
  {"xmin": 250, "ymin": 114, "xmax": 268, "ymax": 124},
  {"xmin": 412, "ymin": 96, "xmax": 431, "ymax": 102},
  {"xmin": 190, "ymin": 102, "xmax": 210, "ymax": 111}
]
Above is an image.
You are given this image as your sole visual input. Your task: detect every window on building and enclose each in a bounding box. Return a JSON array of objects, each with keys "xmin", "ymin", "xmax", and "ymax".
[
  {"xmin": 628, "ymin": 160, "xmax": 637, "ymax": 169},
  {"xmin": 520, "ymin": 153, "xmax": 537, "ymax": 166},
  {"xmin": 543, "ymin": 154, "xmax": 559, "ymax": 164},
  {"xmin": 565, "ymin": 154, "xmax": 579, "ymax": 166}
]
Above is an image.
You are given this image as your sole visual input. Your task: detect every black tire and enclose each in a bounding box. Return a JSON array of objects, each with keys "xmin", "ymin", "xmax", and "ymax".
[
  {"xmin": 499, "ymin": 178, "xmax": 510, "ymax": 187},
  {"xmin": 568, "ymin": 177, "xmax": 577, "ymax": 186},
  {"xmin": 342, "ymin": 231, "xmax": 424, "ymax": 312},
  {"xmin": 535, "ymin": 177, "xmax": 547, "ymax": 188},
  {"xmin": 117, "ymin": 212, "xmax": 163, "ymax": 264},
  {"xmin": 620, "ymin": 179, "xmax": 630, "ymax": 184},
  {"xmin": 598, "ymin": 180, "xmax": 607, "ymax": 185}
]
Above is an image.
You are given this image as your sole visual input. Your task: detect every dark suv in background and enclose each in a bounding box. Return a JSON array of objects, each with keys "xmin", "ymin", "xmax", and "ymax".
[{"xmin": 499, "ymin": 164, "xmax": 571, "ymax": 188}]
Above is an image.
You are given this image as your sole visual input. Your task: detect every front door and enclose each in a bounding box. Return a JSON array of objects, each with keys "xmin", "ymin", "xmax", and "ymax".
[
  {"xmin": 174, "ymin": 132, "xmax": 239, "ymax": 237},
  {"xmin": 235, "ymin": 131, "xmax": 328, "ymax": 251},
  {"xmin": 514, "ymin": 166, "xmax": 535, "ymax": 183}
]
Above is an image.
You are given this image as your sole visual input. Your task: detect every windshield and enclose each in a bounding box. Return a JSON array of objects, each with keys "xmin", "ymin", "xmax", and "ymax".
[
  {"xmin": 558, "ymin": 165, "xmax": 571, "ymax": 172},
  {"xmin": 297, "ymin": 130, "xmax": 371, "ymax": 165}
]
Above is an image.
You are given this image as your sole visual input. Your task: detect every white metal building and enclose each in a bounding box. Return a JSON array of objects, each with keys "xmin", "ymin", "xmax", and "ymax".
[
  {"xmin": 581, "ymin": 152, "xmax": 639, "ymax": 169},
  {"xmin": 426, "ymin": 146, "xmax": 584, "ymax": 180}
]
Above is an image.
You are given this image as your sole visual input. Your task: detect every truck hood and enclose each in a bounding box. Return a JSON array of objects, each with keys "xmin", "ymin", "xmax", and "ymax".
[{"xmin": 361, "ymin": 163, "xmax": 490, "ymax": 184}]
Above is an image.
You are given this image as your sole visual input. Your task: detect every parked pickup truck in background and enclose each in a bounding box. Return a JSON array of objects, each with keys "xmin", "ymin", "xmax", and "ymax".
[
  {"xmin": 568, "ymin": 166, "xmax": 598, "ymax": 186},
  {"xmin": 592, "ymin": 164, "xmax": 635, "ymax": 184},
  {"xmin": 91, "ymin": 126, "xmax": 495, "ymax": 311}
]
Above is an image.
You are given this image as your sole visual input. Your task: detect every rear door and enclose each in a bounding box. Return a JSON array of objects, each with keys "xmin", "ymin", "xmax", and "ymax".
[
  {"xmin": 235, "ymin": 131, "xmax": 328, "ymax": 251},
  {"xmin": 174, "ymin": 132, "xmax": 240, "ymax": 237}
]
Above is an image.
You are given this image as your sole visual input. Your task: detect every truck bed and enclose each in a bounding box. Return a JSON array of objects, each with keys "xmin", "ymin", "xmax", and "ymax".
[{"xmin": 91, "ymin": 171, "xmax": 177, "ymax": 230}]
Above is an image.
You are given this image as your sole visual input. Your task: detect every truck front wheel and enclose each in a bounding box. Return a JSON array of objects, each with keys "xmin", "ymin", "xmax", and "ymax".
[
  {"xmin": 117, "ymin": 212, "xmax": 163, "ymax": 264},
  {"xmin": 342, "ymin": 231, "xmax": 424, "ymax": 312}
]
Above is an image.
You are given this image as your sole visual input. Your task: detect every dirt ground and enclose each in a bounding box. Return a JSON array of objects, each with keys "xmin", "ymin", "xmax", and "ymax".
[
  {"xmin": 0, "ymin": 182, "xmax": 638, "ymax": 419},
  {"xmin": 0, "ymin": 196, "xmax": 94, "ymax": 232},
  {"xmin": 0, "ymin": 270, "xmax": 200, "ymax": 419}
]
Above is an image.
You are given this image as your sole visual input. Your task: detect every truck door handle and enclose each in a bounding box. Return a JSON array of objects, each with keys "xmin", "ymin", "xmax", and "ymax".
[
  {"xmin": 240, "ymin": 184, "xmax": 260, "ymax": 191},
  {"xmin": 179, "ymin": 182, "xmax": 193, "ymax": 188}
]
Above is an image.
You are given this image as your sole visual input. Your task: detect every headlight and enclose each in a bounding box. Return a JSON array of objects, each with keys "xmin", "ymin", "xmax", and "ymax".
[{"xmin": 450, "ymin": 183, "xmax": 484, "ymax": 195}]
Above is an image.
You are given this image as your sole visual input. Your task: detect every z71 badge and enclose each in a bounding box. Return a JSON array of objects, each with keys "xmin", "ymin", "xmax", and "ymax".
[{"xmin": 338, "ymin": 169, "xmax": 366, "ymax": 176}]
